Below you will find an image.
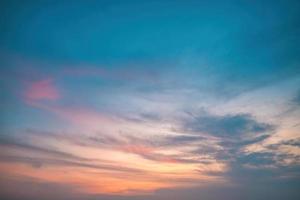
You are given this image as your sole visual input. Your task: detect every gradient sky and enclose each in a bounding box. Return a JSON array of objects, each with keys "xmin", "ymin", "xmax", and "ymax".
[{"xmin": 0, "ymin": 1, "xmax": 300, "ymax": 200}]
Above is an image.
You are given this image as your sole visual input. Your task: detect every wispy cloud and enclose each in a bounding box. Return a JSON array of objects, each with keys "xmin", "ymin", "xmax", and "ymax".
[{"xmin": 24, "ymin": 78, "xmax": 60, "ymax": 102}]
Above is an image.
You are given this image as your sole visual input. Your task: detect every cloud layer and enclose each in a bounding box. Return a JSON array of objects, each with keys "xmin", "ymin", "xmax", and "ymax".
[{"xmin": 1, "ymin": 1, "xmax": 300, "ymax": 200}]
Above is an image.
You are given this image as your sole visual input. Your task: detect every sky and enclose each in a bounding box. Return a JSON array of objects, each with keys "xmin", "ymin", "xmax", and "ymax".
[{"xmin": 0, "ymin": 1, "xmax": 300, "ymax": 200}]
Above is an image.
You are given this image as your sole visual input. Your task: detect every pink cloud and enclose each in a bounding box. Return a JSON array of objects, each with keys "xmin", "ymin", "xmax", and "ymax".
[
  {"xmin": 24, "ymin": 78, "xmax": 60, "ymax": 102},
  {"xmin": 118, "ymin": 144, "xmax": 179, "ymax": 164},
  {"xmin": 50, "ymin": 106, "xmax": 115, "ymax": 128},
  {"xmin": 28, "ymin": 101, "xmax": 117, "ymax": 131}
]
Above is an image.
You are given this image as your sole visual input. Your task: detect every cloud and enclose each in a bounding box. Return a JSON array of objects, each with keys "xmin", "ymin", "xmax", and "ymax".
[
  {"xmin": 184, "ymin": 112, "xmax": 273, "ymax": 137},
  {"xmin": 0, "ymin": 136, "xmax": 88, "ymax": 162},
  {"xmin": 268, "ymin": 138, "xmax": 300, "ymax": 149},
  {"xmin": 292, "ymin": 90, "xmax": 300, "ymax": 106},
  {"xmin": 77, "ymin": 134, "xmax": 213, "ymax": 164},
  {"xmin": 24, "ymin": 78, "xmax": 60, "ymax": 102},
  {"xmin": 0, "ymin": 135, "xmax": 144, "ymax": 173},
  {"xmin": 237, "ymin": 152, "xmax": 276, "ymax": 167},
  {"xmin": 176, "ymin": 111, "xmax": 297, "ymax": 181},
  {"xmin": 282, "ymin": 139, "xmax": 300, "ymax": 147},
  {"xmin": 21, "ymin": 129, "xmax": 216, "ymax": 165},
  {"xmin": 0, "ymin": 155, "xmax": 143, "ymax": 173},
  {"xmin": 25, "ymin": 102, "xmax": 118, "ymax": 132},
  {"xmin": 159, "ymin": 135, "xmax": 206, "ymax": 146},
  {"xmin": 39, "ymin": 131, "xmax": 198, "ymax": 164}
]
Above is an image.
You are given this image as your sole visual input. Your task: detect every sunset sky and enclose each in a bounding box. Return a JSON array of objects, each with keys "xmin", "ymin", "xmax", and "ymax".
[{"xmin": 0, "ymin": 1, "xmax": 300, "ymax": 200}]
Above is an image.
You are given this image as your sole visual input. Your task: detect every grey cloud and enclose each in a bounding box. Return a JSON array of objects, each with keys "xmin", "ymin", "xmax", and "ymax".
[
  {"xmin": 160, "ymin": 135, "xmax": 206, "ymax": 146},
  {"xmin": 292, "ymin": 90, "xmax": 300, "ymax": 106},
  {"xmin": 212, "ymin": 134, "xmax": 271, "ymax": 162},
  {"xmin": 237, "ymin": 134, "xmax": 271, "ymax": 146},
  {"xmin": 282, "ymin": 139, "xmax": 300, "ymax": 147},
  {"xmin": 0, "ymin": 137, "xmax": 88, "ymax": 162},
  {"xmin": 0, "ymin": 154, "xmax": 142, "ymax": 173},
  {"xmin": 138, "ymin": 113, "xmax": 162, "ymax": 121},
  {"xmin": 268, "ymin": 138, "xmax": 300, "ymax": 150},
  {"xmin": 237, "ymin": 152, "xmax": 276, "ymax": 166},
  {"xmin": 184, "ymin": 112, "xmax": 274, "ymax": 137},
  {"xmin": 178, "ymin": 111, "xmax": 296, "ymax": 182}
]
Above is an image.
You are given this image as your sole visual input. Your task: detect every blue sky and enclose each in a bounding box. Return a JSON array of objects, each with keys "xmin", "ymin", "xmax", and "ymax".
[{"xmin": 0, "ymin": 1, "xmax": 300, "ymax": 200}]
